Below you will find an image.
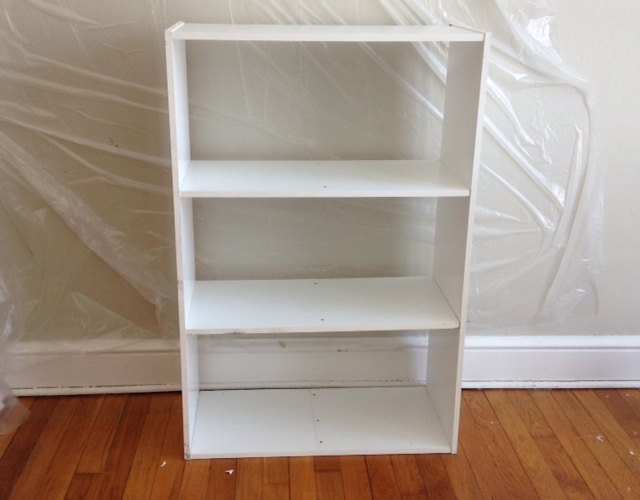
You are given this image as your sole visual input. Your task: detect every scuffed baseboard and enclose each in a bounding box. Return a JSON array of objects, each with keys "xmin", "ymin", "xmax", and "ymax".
[
  {"xmin": 463, "ymin": 335, "xmax": 640, "ymax": 388},
  {"xmin": 5, "ymin": 339, "xmax": 181, "ymax": 395},
  {"xmin": 6, "ymin": 335, "xmax": 640, "ymax": 395}
]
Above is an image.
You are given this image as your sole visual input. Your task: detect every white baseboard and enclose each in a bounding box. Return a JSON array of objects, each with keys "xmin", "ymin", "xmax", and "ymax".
[
  {"xmin": 5, "ymin": 339, "xmax": 181, "ymax": 396},
  {"xmin": 6, "ymin": 335, "xmax": 640, "ymax": 395},
  {"xmin": 463, "ymin": 335, "xmax": 640, "ymax": 388}
]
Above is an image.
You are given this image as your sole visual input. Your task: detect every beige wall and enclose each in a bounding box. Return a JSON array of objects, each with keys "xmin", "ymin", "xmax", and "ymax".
[
  {"xmin": 556, "ymin": 1, "xmax": 640, "ymax": 334},
  {"xmin": 1, "ymin": 0, "xmax": 637, "ymax": 352}
]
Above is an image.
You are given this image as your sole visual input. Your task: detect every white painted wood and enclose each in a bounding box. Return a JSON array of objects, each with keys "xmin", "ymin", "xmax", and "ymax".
[
  {"xmin": 433, "ymin": 199, "xmax": 470, "ymax": 318},
  {"xmin": 195, "ymin": 335, "xmax": 429, "ymax": 391},
  {"xmin": 165, "ymin": 28, "xmax": 191, "ymax": 185},
  {"xmin": 166, "ymin": 26, "xmax": 198, "ymax": 451},
  {"xmin": 8, "ymin": 336, "xmax": 640, "ymax": 396},
  {"xmin": 181, "ymin": 336, "xmax": 199, "ymax": 454},
  {"xmin": 178, "ymin": 200, "xmax": 195, "ymax": 313},
  {"xmin": 186, "ymin": 277, "xmax": 459, "ymax": 334},
  {"xmin": 312, "ymin": 386, "xmax": 449, "ymax": 454},
  {"xmin": 190, "ymin": 389, "xmax": 317, "ymax": 458},
  {"xmin": 463, "ymin": 335, "xmax": 640, "ymax": 388},
  {"xmin": 180, "ymin": 160, "xmax": 469, "ymax": 198},
  {"xmin": 440, "ymin": 39, "xmax": 491, "ymax": 186},
  {"xmin": 6, "ymin": 339, "xmax": 181, "ymax": 394},
  {"xmin": 169, "ymin": 23, "xmax": 485, "ymax": 42},
  {"xmin": 196, "ymin": 334, "xmax": 640, "ymax": 390},
  {"xmin": 428, "ymin": 39, "xmax": 491, "ymax": 451},
  {"xmin": 430, "ymin": 43, "xmax": 491, "ymax": 455},
  {"xmin": 435, "ymin": 38, "xmax": 491, "ymax": 319},
  {"xmin": 426, "ymin": 329, "xmax": 463, "ymax": 452},
  {"xmin": 189, "ymin": 387, "xmax": 450, "ymax": 458}
]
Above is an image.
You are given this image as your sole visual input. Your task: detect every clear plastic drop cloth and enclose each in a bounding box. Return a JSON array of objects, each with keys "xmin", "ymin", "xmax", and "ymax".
[{"xmin": 0, "ymin": 0, "xmax": 599, "ymax": 428}]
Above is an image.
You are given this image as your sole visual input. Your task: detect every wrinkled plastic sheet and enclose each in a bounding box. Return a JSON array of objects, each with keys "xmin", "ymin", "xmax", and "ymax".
[{"xmin": 0, "ymin": 0, "xmax": 597, "ymax": 430}]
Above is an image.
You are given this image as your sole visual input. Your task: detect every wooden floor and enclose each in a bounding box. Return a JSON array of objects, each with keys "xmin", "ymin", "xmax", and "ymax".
[{"xmin": 1, "ymin": 390, "xmax": 639, "ymax": 499}]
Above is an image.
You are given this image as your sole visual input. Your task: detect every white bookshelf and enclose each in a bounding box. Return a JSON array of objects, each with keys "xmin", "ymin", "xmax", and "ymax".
[{"xmin": 166, "ymin": 22, "xmax": 490, "ymax": 459}]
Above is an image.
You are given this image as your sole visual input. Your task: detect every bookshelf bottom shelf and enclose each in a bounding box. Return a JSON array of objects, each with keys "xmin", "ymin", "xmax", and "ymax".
[{"xmin": 188, "ymin": 386, "xmax": 451, "ymax": 458}]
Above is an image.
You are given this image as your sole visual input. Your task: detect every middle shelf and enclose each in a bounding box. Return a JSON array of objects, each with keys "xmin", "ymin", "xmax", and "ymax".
[
  {"xmin": 185, "ymin": 276, "xmax": 459, "ymax": 335},
  {"xmin": 179, "ymin": 159, "xmax": 469, "ymax": 198}
]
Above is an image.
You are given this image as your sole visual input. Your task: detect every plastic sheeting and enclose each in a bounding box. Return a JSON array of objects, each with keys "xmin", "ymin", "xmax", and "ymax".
[{"xmin": 0, "ymin": 0, "xmax": 598, "ymax": 428}]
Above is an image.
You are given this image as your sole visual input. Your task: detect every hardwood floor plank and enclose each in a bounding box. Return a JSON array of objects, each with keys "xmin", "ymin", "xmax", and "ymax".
[
  {"xmin": 508, "ymin": 390, "xmax": 594, "ymax": 500},
  {"xmin": 0, "ymin": 396, "xmax": 52, "ymax": 500},
  {"xmin": 262, "ymin": 478, "xmax": 290, "ymax": 500},
  {"xmin": 341, "ymin": 456, "xmax": 373, "ymax": 500},
  {"xmin": 560, "ymin": 390, "xmax": 640, "ymax": 496},
  {"xmin": 150, "ymin": 396, "xmax": 185, "ymax": 500},
  {"xmin": 263, "ymin": 457, "xmax": 289, "ymax": 500},
  {"xmin": 458, "ymin": 396, "xmax": 508, "ymax": 499},
  {"xmin": 415, "ymin": 455, "xmax": 456, "ymax": 499},
  {"xmin": 0, "ymin": 397, "xmax": 33, "ymax": 459},
  {"xmin": 485, "ymin": 390, "xmax": 566, "ymax": 499},
  {"xmin": 315, "ymin": 470, "xmax": 345, "ymax": 500},
  {"xmin": 76, "ymin": 394, "xmax": 127, "ymax": 473},
  {"xmin": 208, "ymin": 458, "xmax": 238, "ymax": 499},
  {"xmin": 93, "ymin": 394, "xmax": 152, "ymax": 500},
  {"xmin": 580, "ymin": 390, "xmax": 640, "ymax": 455},
  {"xmin": 366, "ymin": 455, "xmax": 402, "ymax": 500},
  {"xmin": 0, "ymin": 427, "xmax": 15, "ymax": 461},
  {"xmin": 440, "ymin": 444, "xmax": 485, "ymax": 500},
  {"xmin": 598, "ymin": 390, "xmax": 640, "ymax": 440},
  {"xmin": 314, "ymin": 455, "xmax": 342, "ymax": 471},
  {"xmin": 390, "ymin": 455, "xmax": 426, "ymax": 496},
  {"xmin": 620, "ymin": 389, "xmax": 640, "ymax": 422},
  {"xmin": 531, "ymin": 390, "xmax": 622, "ymax": 499},
  {"xmin": 235, "ymin": 458, "xmax": 263, "ymax": 500},
  {"xmin": 64, "ymin": 473, "xmax": 101, "ymax": 500},
  {"xmin": 122, "ymin": 393, "xmax": 175, "ymax": 500},
  {"xmin": 315, "ymin": 455, "xmax": 346, "ymax": 500},
  {"xmin": 290, "ymin": 456, "xmax": 317, "ymax": 500},
  {"xmin": 178, "ymin": 460, "xmax": 210, "ymax": 500},
  {"xmin": 462, "ymin": 391, "xmax": 538, "ymax": 500},
  {"xmin": 8, "ymin": 396, "xmax": 82, "ymax": 500},
  {"xmin": 36, "ymin": 395, "xmax": 102, "ymax": 500}
]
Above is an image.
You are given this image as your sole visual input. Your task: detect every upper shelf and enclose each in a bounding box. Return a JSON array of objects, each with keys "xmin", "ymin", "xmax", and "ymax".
[
  {"xmin": 166, "ymin": 22, "xmax": 485, "ymax": 43},
  {"xmin": 180, "ymin": 159, "xmax": 469, "ymax": 198}
]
